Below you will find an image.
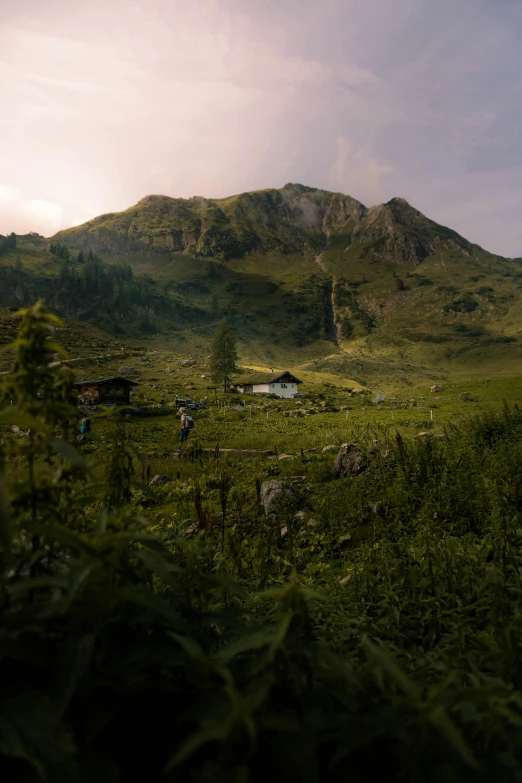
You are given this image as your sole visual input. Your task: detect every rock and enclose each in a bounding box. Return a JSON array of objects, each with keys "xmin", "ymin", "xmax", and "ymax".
[
  {"xmin": 149, "ymin": 474, "xmax": 173, "ymax": 485},
  {"xmin": 124, "ymin": 414, "xmax": 132, "ymax": 421},
  {"xmin": 119, "ymin": 366, "xmax": 136, "ymax": 374},
  {"xmin": 430, "ymin": 384, "xmax": 444, "ymax": 392},
  {"xmin": 459, "ymin": 392, "xmax": 471, "ymax": 399},
  {"xmin": 260, "ymin": 480, "xmax": 299, "ymax": 517},
  {"xmin": 278, "ymin": 454, "xmax": 294, "ymax": 460},
  {"xmin": 417, "ymin": 431, "xmax": 431, "ymax": 437},
  {"xmin": 333, "ymin": 443, "xmax": 367, "ymax": 478},
  {"xmin": 183, "ymin": 359, "xmax": 195, "ymax": 366},
  {"xmin": 322, "ymin": 445, "xmax": 339, "ymax": 453},
  {"xmin": 280, "ymin": 526, "xmax": 288, "ymax": 537},
  {"xmin": 374, "ymin": 502, "xmax": 386, "ymax": 518}
]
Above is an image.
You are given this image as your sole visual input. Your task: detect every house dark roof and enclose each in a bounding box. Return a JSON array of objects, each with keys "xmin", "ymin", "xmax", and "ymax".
[
  {"xmin": 73, "ymin": 376, "xmax": 139, "ymax": 387},
  {"xmin": 237, "ymin": 371, "xmax": 302, "ymax": 386}
]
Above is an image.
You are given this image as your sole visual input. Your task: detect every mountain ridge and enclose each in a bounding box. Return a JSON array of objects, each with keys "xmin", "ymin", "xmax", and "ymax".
[{"xmin": 51, "ymin": 183, "xmax": 481, "ymax": 265}]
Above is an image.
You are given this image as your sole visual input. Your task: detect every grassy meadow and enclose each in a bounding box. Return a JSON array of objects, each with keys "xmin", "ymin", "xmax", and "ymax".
[{"xmin": 3, "ymin": 303, "xmax": 522, "ymax": 779}]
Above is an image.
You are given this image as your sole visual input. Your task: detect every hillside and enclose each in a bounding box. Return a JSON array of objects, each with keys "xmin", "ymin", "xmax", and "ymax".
[
  {"xmin": 2, "ymin": 183, "xmax": 522, "ymax": 383},
  {"xmin": 0, "ymin": 306, "xmax": 143, "ymax": 372}
]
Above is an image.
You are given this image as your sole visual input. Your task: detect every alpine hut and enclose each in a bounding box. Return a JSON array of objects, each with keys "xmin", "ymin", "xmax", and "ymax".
[
  {"xmin": 234, "ymin": 371, "xmax": 302, "ymax": 399},
  {"xmin": 74, "ymin": 376, "xmax": 138, "ymax": 406}
]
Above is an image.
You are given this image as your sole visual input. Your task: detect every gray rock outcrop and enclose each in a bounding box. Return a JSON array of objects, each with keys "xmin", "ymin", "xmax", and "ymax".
[
  {"xmin": 333, "ymin": 443, "xmax": 367, "ymax": 478},
  {"xmin": 260, "ymin": 480, "xmax": 299, "ymax": 516},
  {"xmin": 149, "ymin": 474, "xmax": 173, "ymax": 485}
]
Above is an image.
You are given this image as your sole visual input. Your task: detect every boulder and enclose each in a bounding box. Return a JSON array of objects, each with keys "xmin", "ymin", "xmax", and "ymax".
[
  {"xmin": 182, "ymin": 359, "xmax": 195, "ymax": 367},
  {"xmin": 260, "ymin": 480, "xmax": 299, "ymax": 517},
  {"xmin": 333, "ymin": 443, "xmax": 367, "ymax": 478},
  {"xmin": 149, "ymin": 474, "xmax": 173, "ymax": 486},
  {"xmin": 430, "ymin": 384, "xmax": 443, "ymax": 393},
  {"xmin": 278, "ymin": 453, "xmax": 294, "ymax": 460},
  {"xmin": 322, "ymin": 445, "xmax": 339, "ymax": 453},
  {"xmin": 119, "ymin": 366, "xmax": 137, "ymax": 374}
]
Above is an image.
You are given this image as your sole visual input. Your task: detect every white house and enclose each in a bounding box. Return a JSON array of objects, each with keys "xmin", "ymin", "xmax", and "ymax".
[{"xmin": 234, "ymin": 371, "xmax": 302, "ymax": 399}]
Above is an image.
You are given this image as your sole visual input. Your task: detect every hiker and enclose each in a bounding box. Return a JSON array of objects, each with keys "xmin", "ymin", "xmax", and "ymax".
[
  {"xmin": 160, "ymin": 397, "xmax": 166, "ymax": 407},
  {"xmin": 78, "ymin": 417, "xmax": 91, "ymax": 440},
  {"xmin": 175, "ymin": 407, "xmax": 194, "ymax": 451}
]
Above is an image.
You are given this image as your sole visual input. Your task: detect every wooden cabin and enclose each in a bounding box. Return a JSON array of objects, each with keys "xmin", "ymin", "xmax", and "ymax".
[{"xmin": 74, "ymin": 376, "xmax": 138, "ymax": 406}]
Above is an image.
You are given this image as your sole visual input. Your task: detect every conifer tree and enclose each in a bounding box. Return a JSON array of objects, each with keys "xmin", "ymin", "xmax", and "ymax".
[{"xmin": 210, "ymin": 318, "xmax": 238, "ymax": 392}]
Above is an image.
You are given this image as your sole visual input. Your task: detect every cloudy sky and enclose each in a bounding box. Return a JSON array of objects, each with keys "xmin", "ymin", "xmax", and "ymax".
[{"xmin": 1, "ymin": 0, "xmax": 521, "ymax": 255}]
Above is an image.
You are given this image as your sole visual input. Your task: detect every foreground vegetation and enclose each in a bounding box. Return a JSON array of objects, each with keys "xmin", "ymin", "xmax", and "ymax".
[{"xmin": 2, "ymin": 305, "xmax": 522, "ymax": 781}]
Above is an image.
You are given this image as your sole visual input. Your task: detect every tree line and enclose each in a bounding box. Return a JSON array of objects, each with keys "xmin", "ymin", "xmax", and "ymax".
[{"xmin": 0, "ymin": 233, "xmax": 16, "ymax": 256}]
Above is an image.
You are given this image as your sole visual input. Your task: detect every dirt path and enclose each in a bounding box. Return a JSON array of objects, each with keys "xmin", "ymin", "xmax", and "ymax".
[{"xmin": 315, "ymin": 253, "xmax": 340, "ymax": 344}]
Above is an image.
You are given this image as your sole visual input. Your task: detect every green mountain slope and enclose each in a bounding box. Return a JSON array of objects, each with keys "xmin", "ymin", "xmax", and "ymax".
[{"xmin": 2, "ymin": 184, "xmax": 522, "ymax": 382}]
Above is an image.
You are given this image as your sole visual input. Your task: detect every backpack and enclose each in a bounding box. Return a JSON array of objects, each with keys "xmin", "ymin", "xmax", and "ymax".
[{"xmin": 183, "ymin": 415, "xmax": 194, "ymax": 430}]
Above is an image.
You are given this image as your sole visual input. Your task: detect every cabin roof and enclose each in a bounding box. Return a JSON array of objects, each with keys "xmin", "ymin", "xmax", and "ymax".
[
  {"xmin": 73, "ymin": 376, "xmax": 139, "ymax": 388},
  {"xmin": 237, "ymin": 371, "xmax": 302, "ymax": 386}
]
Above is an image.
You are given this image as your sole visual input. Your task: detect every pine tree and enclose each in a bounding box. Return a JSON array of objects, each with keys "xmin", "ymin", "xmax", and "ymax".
[{"xmin": 210, "ymin": 318, "xmax": 238, "ymax": 392}]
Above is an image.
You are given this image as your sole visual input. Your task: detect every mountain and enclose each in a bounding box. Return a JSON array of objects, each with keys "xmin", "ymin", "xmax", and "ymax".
[
  {"xmin": 2, "ymin": 184, "xmax": 522, "ymax": 384},
  {"xmin": 53, "ymin": 183, "xmax": 477, "ymax": 264}
]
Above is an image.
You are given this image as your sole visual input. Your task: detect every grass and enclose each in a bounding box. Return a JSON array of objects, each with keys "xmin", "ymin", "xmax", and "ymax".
[{"xmin": 5, "ymin": 304, "xmax": 522, "ymax": 779}]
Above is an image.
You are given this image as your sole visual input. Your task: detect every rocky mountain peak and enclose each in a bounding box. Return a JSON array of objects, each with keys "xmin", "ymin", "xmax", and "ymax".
[{"xmin": 51, "ymin": 184, "xmax": 482, "ymax": 265}]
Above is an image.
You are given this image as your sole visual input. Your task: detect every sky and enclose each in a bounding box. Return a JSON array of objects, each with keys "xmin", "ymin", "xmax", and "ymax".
[{"xmin": 1, "ymin": 0, "xmax": 522, "ymax": 256}]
